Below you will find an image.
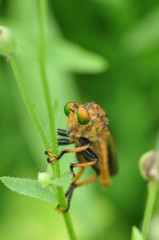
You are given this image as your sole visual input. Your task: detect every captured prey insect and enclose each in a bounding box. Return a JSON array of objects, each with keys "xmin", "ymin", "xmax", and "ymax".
[{"xmin": 46, "ymin": 101, "xmax": 118, "ymax": 213}]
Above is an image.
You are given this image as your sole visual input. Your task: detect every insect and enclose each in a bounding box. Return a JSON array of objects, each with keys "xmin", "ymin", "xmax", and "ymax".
[{"xmin": 46, "ymin": 101, "xmax": 118, "ymax": 213}]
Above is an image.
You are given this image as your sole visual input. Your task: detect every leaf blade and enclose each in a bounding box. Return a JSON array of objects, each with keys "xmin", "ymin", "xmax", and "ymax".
[
  {"xmin": 51, "ymin": 172, "xmax": 71, "ymax": 187},
  {"xmin": 47, "ymin": 40, "xmax": 109, "ymax": 73},
  {"xmin": 131, "ymin": 226, "xmax": 144, "ymax": 240},
  {"xmin": 0, "ymin": 176, "xmax": 57, "ymax": 203}
]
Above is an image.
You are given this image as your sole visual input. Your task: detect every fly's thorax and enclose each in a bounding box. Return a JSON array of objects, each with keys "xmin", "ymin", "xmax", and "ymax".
[{"xmin": 67, "ymin": 114, "xmax": 93, "ymax": 141}]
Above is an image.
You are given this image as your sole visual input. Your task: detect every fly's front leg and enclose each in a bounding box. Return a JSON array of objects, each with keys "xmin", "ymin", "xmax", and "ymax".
[
  {"xmin": 45, "ymin": 128, "xmax": 73, "ymax": 162},
  {"xmin": 57, "ymin": 127, "xmax": 74, "ymax": 137},
  {"xmin": 47, "ymin": 143, "xmax": 91, "ymax": 167},
  {"xmin": 57, "ymin": 129, "xmax": 69, "ymax": 137},
  {"xmin": 58, "ymin": 139, "xmax": 72, "ymax": 145},
  {"xmin": 45, "ymin": 139, "xmax": 73, "ymax": 162}
]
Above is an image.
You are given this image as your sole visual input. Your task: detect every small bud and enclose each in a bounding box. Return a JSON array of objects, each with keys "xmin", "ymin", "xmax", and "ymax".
[
  {"xmin": 0, "ymin": 25, "xmax": 17, "ymax": 56},
  {"xmin": 139, "ymin": 150, "xmax": 159, "ymax": 181},
  {"xmin": 38, "ymin": 172, "xmax": 51, "ymax": 187}
]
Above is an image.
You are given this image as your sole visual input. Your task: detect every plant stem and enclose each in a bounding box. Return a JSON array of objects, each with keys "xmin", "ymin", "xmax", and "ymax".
[
  {"xmin": 141, "ymin": 181, "xmax": 158, "ymax": 239},
  {"xmin": 9, "ymin": 50, "xmax": 77, "ymax": 240},
  {"xmin": 37, "ymin": 0, "xmax": 58, "ymax": 156},
  {"xmin": 37, "ymin": 1, "xmax": 77, "ymax": 239},
  {"xmin": 36, "ymin": 0, "xmax": 59, "ymax": 180},
  {"xmin": 9, "ymin": 53, "xmax": 50, "ymax": 150}
]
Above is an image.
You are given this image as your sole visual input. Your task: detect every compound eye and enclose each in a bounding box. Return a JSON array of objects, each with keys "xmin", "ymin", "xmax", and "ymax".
[
  {"xmin": 77, "ymin": 107, "xmax": 90, "ymax": 125},
  {"xmin": 64, "ymin": 102, "xmax": 75, "ymax": 117}
]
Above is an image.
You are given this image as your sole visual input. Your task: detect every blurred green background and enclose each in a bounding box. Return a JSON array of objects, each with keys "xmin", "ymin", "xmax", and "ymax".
[{"xmin": 0, "ymin": 0, "xmax": 159, "ymax": 239}]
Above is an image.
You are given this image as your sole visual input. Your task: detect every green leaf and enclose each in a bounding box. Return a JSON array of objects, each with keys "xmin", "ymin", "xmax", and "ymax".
[
  {"xmin": 38, "ymin": 169, "xmax": 72, "ymax": 188},
  {"xmin": 0, "ymin": 176, "xmax": 57, "ymax": 203},
  {"xmin": 47, "ymin": 40, "xmax": 109, "ymax": 73},
  {"xmin": 51, "ymin": 172, "xmax": 72, "ymax": 187},
  {"xmin": 131, "ymin": 226, "xmax": 144, "ymax": 240},
  {"xmin": 16, "ymin": 34, "xmax": 108, "ymax": 73}
]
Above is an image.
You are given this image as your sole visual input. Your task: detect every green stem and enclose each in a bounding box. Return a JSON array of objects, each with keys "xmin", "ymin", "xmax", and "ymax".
[
  {"xmin": 36, "ymin": 1, "xmax": 77, "ymax": 240},
  {"xmin": 9, "ymin": 53, "xmax": 50, "ymax": 150},
  {"xmin": 37, "ymin": 0, "xmax": 58, "ymax": 156},
  {"xmin": 141, "ymin": 181, "xmax": 158, "ymax": 239}
]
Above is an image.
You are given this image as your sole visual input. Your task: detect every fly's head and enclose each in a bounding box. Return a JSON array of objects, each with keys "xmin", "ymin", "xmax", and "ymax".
[{"xmin": 64, "ymin": 102, "xmax": 91, "ymax": 136}]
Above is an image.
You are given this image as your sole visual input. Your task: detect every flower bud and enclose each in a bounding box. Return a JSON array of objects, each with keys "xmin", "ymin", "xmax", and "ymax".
[
  {"xmin": 139, "ymin": 150, "xmax": 159, "ymax": 181},
  {"xmin": 38, "ymin": 172, "xmax": 51, "ymax": 187},
  {"xmin": 0, "ymin": 25, "xmax": 17, "ymax": 56}
]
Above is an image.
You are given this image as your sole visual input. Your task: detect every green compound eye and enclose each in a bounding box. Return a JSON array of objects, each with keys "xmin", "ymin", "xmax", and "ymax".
[
  {"xmin": 77, "ymin": 107, "xmax": 90, "ymax": 125},
  {"xmin": 64, "ymin": 102, "xmax": 75, "ymax": 116}
]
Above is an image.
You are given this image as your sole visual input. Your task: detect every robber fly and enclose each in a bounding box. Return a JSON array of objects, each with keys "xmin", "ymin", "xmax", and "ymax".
[{"xmin": 46, "ymin": 102, "xmax": 118, "ymax": 213}]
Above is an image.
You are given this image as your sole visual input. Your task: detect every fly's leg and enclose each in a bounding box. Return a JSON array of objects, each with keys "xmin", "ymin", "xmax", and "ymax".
[
  {"xmin": 56, "ymin": 137, "xmax": 91, "ymax": 161},
  {"xmin": 57, "ymin": 138, "xmax": 99, "ymax": 213},
  {"xmin": 45, "ymin": 139, "xmax": 72, "ymax": 161},
  {"xmin": 45, "ymin": 127, "xmax": 74, "ymax": 161},
  {"xmin": 57, "ymin": 168, "xmax": 98, "ymax": 213},
  {"xmin": 57, "ymin": 129, "xmax": 69, "ymax": 137},
  {"xmin": 70, "ymin": 143, "xmax": 98, "ymax": 177},
  {"xmin": 57, "ymin": 127, "xmax": 74, "ymax": 137},
  {"xmin": 57, "ymin": 139, "xmax": 72, "ymax": 145},
  {"xmin": 45, "ymin": 138, "xmax": 71, "ymax": 155},
  {"xmin": 56, "ymin": 168, "xmax": 84, "ymax": 213},
  {"xmin": 46, "ymin": 136, "xmax": 98, "ymax": 212},
  {"xmin": 46, "ymin": 137, "xmax": 97, "ymax": 177},
  {"xmin": 46, "ymin": 141, "xmax": 91, "ymax": 167}
]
